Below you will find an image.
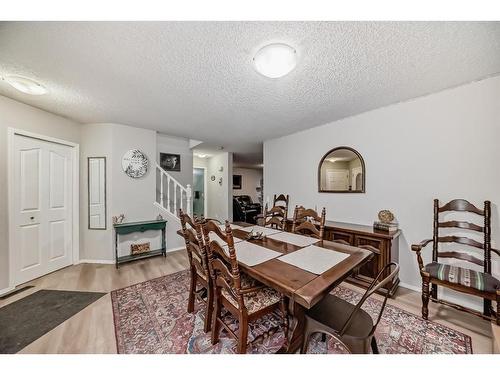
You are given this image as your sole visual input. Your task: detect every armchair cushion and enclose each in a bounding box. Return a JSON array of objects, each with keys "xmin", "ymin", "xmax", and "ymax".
[{"xmin": 425, "ymin": 262, "xmax": 500, "ymax": 293}]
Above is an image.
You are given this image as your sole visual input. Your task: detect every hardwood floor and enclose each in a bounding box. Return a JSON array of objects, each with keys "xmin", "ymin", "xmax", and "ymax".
[{"xmin": 0, "ymin": 249, "xmax": 494, "ymax": 354}]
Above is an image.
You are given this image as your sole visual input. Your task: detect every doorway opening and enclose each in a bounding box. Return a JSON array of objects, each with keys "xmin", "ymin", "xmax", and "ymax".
[{"xmin": 193, "ymin": 167, "xmax": 207, "ymax": 217}]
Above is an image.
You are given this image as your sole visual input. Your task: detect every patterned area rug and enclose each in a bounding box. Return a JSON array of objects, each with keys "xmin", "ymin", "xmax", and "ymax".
[{"xmin": 110, "ymin": 270, "xmax": 472, "ymax": 354}]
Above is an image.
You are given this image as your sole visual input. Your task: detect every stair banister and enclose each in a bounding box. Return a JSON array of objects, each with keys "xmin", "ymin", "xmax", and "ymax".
[{"xmin": 155, "ymin": 163, "xmax": 192, "ymax": 218}]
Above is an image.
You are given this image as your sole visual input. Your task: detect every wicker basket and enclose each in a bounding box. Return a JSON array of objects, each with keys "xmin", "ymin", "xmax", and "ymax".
[{"xmin": 131, "ymin": 242, "xmax": 150, "ymax": 255}]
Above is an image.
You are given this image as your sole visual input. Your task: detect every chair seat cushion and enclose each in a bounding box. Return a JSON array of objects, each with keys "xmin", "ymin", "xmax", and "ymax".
[
  {"xmin": 307, "ymin": 294, "xmax": 373, "ymax": 338},
  {"xmin": 221, "ymin": 280, "xmax": 281, "ymax": 314},
  {"xmin": 425, "ymin": 262, "xmax": 500, "ymax": 293}
]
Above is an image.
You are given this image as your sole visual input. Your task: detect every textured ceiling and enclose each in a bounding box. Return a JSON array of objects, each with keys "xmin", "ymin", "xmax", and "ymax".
[{"xmin": 1, "ymin": 21, "xmax": 500, "ymax": 162}]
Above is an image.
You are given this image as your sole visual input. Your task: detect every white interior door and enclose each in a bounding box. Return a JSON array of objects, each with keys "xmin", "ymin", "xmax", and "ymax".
[
  {"xmin": 326, "ymin": 170, "xmax": 349, "ymax": 190},
  {"xmin": 12, "ymin": 134, "xmax": 73, "ymax": 285}
]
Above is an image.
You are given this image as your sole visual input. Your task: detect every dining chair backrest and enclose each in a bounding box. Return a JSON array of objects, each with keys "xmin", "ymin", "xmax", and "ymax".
[
  {"xmin": 273, "ymin": 194, "xmax": 289, "ymax": 218},
  {"xmin": 433, "ymin": 199, "xmax": 494, "ymax": 274},
  {"xmin": 179, "ymin": 209, "xmax": 208, "ymax": 277},
  {"xmin": 201, "ymin": 219, "xmax": 244, "ymax": 305},
  {"xmin": 262, "ymin": 204, "xmax": 287, "ymax": 230},
  {"xmin": 291, "ymin": 205, "xmax": 326, "ymax": 240},
  {"xmin": 338, "ymin": 262, "xmax": 400, "ymax": 337}
]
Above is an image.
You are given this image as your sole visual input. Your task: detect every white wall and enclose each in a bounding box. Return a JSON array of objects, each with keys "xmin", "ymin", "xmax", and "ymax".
[
  {"xmin": 233, "ymin": 167, "xmax": 263, "ymax": 203},
  {"xmin": 80, "ymin": 124, "xmax": 113, "ymax": 261},
  {"xmin": 207, "ymin": 152, "xmax": 233, "ymax": 222},
  {"xmin": 80, "ymin": 123, "xmax": 184, "ymax": 262},
  {"xmin": 264, "ymin": 75, "xmax": 500, "ymax": 309},
  {"xmin": 0, "ymin": 96, "xmax": 82, "ymax": 291}
]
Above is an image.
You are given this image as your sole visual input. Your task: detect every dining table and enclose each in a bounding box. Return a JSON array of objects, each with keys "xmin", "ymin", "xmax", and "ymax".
[{"xmin": 177, "ymin": 221, "xmax": 373, "ymax": 353}]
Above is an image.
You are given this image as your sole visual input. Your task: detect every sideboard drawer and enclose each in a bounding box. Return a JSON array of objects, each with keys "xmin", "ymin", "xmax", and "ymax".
[{"xmin": 330, "ymin": 230, "xmax": 354, "ymax": 244}]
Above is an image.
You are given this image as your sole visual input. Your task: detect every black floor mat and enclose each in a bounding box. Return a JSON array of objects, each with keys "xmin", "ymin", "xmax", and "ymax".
[{"xmin": 0, "ymin": 289, "xmax": 106, "ymax": 353}]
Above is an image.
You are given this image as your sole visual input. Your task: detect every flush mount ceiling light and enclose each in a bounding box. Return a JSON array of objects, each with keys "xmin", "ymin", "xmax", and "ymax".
[
  {"xmin": 3, "ymin": 75, "xmax": 48, "ymax": 95},
  {"xmin": 253, "ymin": 43, "xmax": 297, "ymax": 78}
]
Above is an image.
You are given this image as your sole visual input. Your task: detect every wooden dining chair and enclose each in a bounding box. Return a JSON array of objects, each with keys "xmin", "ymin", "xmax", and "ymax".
[
  {"xmin": 261, "ymin": 204, "xmax": 287, "ymax": 230},
  {"xmin": 411, "ymin": 199, "xmax": 500, "ymax": 324},
  {"xmin": 273, "ymin": 194, "xmax": 289, "ymax": 217},
  {"xmin": 291, "ymin": 205, "xmax": 326, "ymax": 240},
  {"xmin": 256, "ymin": 193, "xmax": 289, "ymax": 227},
  {"xmin": 179, "ymin": 209, "xmax": 213, "ymax": 333},
  {"xmin": 301, "ymin": 262, "xmax": 400, "ymax": 354},
  {"xmin": 202, "ymin": 219, "xmax": 288, "ymax": 353}
]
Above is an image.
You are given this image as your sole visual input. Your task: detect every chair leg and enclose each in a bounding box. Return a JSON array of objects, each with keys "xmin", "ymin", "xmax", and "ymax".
[
  {"xmin": 204, "ymin": 283, "xmax": 214, "ymax": 333},
  {"xmin": 483, "ymin": 299, "xmax": 492, "ymax": 318},
  {"xmin": 237, "ymin": 313, "xmax": 249, "ymax": 354},
  {"xmin": 211, "ymin": 289, "xmax": 221, "ymax": 345},
  {"xmin": 187, "ymin": 269, "xmax": 196, "ymax": 313},
  {"xmin": 300, "ymin": 319, "xmax": 311, "ymax": 354},
  {"xmin": 431, "ymin": 283, "xmax": 437, "ymax": 299},
  {"xmin": 370, "ymin": 336, "xmax": 379, "ymax": 354},
  {"xmin": 496, "ymin": 292, "xmax": 500, "ymax": 326},
  {"xmin": 280, "ymin": 296, "xmax": 289, "ymax": 345},
  {"xmin": 421, "ymin": 275, "xmax": 430, "ymax": 320}
]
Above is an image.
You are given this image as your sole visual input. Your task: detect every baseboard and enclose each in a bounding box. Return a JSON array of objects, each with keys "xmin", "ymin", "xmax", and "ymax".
[
  {"xmin": 78, "ymin": 248, "xmax": 185, "ymax": 265},
  {"xmin": 398, "ymin": 281, "xmax": 421, "ymax": 293},
  {"xmin": 78, "ymin": 259, "xmax": 115, "ymax": 265},
  {"xmin": 0, "ymin": 286, "xmax": 15, "ymax": 297},
  {"xmin": 165, "ymin": 246, "xmax": 185, "ymax": 253}
]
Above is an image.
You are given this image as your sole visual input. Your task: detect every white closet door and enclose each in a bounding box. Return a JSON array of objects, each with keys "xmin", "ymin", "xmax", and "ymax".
[{"xmin": 13, "ymin": 135, "xmax": 73, "ymax": 285}]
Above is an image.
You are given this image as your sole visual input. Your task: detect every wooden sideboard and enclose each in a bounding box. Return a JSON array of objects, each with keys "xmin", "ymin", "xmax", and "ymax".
[{"xmin": 286, "ymin": 220, "xmax": 401, "ymax": 296}]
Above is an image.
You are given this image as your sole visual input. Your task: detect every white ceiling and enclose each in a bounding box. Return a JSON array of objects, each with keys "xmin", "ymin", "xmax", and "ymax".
[{"xmin": 1, "ymin": 21, "xmax": 500, "ymax": 164}]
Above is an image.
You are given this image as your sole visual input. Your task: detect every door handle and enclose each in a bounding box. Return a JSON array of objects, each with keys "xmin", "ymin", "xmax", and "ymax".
[{"xmin": 30, "ymin": 216, "xmax": 34, "ymax": 220}]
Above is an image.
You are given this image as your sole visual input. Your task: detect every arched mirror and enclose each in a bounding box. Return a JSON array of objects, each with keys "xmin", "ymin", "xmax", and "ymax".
[{"xmin": 318, "ymin": 147, "xmax": 365, "ymax": 193}]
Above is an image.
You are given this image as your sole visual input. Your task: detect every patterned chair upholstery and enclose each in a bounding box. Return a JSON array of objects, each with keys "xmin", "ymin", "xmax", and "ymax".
[{"xmin": 425, "ymin": 262, "xmax": 500, "ymax": 293}]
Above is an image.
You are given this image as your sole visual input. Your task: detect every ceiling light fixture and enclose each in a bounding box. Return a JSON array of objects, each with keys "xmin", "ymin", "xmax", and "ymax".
[
  {"xmin": 3, "ymin": 75, "xmax": 48, "ymax": 95},
  {"xmin": 253, "ymin": 43, "xmax": 297, "ymax": 78}
]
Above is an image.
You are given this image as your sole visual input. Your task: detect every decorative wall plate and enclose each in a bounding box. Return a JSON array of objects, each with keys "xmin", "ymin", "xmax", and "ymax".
[{"xmin": 122, "ymin": 149, "xmax": 148, "ymax": 178}]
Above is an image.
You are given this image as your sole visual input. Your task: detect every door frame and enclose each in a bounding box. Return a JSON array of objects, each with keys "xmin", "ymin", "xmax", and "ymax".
[
  {"xmin": 193, "ymin": 166, "xmax": 208, "ymax": 217},
  {"xmin": 7, "ymin": 128, "xmax": 80, "ymax": 289}
]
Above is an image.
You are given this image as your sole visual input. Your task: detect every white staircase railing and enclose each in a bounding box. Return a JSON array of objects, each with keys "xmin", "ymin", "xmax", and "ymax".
[{"xmin": 156, "ymin": 163, "xmax": 192, "ymax": 217}]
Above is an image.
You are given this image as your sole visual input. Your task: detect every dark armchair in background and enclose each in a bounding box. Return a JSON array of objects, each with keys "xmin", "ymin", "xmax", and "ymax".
[{"xmin": 233, "ymin": 195, "xmax": 261, "ymax": 224}]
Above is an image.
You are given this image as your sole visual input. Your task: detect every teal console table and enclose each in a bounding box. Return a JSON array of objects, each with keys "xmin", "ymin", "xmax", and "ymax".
[{"xmin": 113, "ymin": 219, "xmax": 167, "ymax": 268}]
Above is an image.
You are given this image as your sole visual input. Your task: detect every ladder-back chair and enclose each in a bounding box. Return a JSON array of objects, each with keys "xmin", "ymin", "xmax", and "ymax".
[
  {"xmin": 179, "ymin": 209, "xmax": 213, "ymax": 332},
  {"xmin": 291, "ymin": 205, "xmax": 326, "ymax": 240},
  {"xmin": 202, "ymin": 219, "xmax": 288, "ymax": 353},
  {"xmin": 411, "ymin": 199, "xmax": 499, "ymax": 324}
]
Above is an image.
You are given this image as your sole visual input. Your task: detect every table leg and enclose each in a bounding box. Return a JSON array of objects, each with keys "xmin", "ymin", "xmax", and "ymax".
[
  {"xmin": 115, "ymin": 231, "xmax": 119, "ymax": 269},
  {"xmin": 277, "ymin": 301, "xmax": 306, "ymax": 354}
]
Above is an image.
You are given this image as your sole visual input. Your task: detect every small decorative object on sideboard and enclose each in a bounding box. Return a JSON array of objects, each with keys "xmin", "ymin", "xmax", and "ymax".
[
  {"xmin": 156, "ymin": 213, "xmax": 163, "ymax": 221},
  {"xmin": 374, "ymin": 210, "xmax": 398, "ymax": 232},
  {"xmin": 131, "ymin": 242, "xmax": 150, "ymax": 255},
  {"xmin": 112, "ymin": 214, "xmax": 125, "ymax": 225}
]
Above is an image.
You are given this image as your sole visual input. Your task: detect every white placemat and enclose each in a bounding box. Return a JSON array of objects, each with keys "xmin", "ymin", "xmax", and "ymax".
[
  {"xmin": 238, "ymin": 225, "xmax": 282, "ymax": 236},
  {"xmin": 267, "ymin": 231, "xmax": 320, "ymax": 247},
  {"xmin": 223, "ymin": 241, "xmax": 282, "ymax": 267},
  {"xmin": 277, "ymin": 245, "xmax": 350, "ymax": 274},
  {"xmin": 218, "ymin": 223, "xmax": 243, "ymax": 231},
  {"xmin": 209, "ymin": 232, "xmax": 243, "ymax": 244}
]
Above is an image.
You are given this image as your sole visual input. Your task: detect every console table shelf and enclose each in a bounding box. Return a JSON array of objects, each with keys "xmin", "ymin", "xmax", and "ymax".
[{"xmin": 113, "ymin": 220, "xmax": 167, "ymax": 268}]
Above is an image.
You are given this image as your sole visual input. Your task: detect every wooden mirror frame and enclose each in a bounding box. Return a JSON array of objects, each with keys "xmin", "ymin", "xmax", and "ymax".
[{"xmin": 317, "ymin": 146, "xmax": 366, "ymax": 193}]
